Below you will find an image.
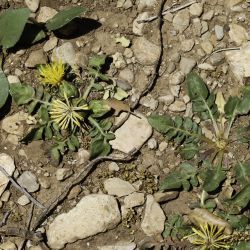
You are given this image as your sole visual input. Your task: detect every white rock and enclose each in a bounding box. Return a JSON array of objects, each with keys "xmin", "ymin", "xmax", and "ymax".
[
  {"xmin": 75, "ymin": 149, "xmax": 90, "ymax": 166},
  {"xmin": 56, "ymin": 168, "xmax": 73, "ymax": 181},
  {"xmin": 0, "ymin": 154, "xmax": 15, "ymax": 197},
  {"xmin": 17, "ymin": 171, "xmax": 39, "ymax": 193},
  {"xmin": 158, "ymin": 141, "xmax": 168, "ymax": 152},
  {"xmin": 147, "ymin": 138, "xmax": 157, "ymax": 149},
  {"xmin": 108, "ymin": 162, "xmax": 120, "ymax": 172},
  {"xmin": 158, "ymin": 95, "xmax": 175, "ymax": 106},
  {"xmin": 181, "ymin": 39, "xmax": 195, "ymax": 52},
  {"xmin": 141, "ymin": 195, "xmax": 166, "ymax": 236},
  {"xmin": 170, "ymin": 85, "xmax": 180, "ymax": 97},
  {"xmin": 104, "ymin": 178, "xmax": 135, "ymax": 197},
  {"xmin": 189, "ymin": 3, "xmax": 203, "ymax": 17},
  {"xmin": 138, "ymin": 0, "xmax": 157, "ymax": 11},
  {"xmin": 1, "ymin": 111, "xmax": 28, "ymax": 136},
  {"xmin": 119, "ymin": 68, "xmax": 134, "ymax": 83},
  {"xmin": 110, "ymin": 113, "xmax": 152, "ymax": 153},
  {"xmin": 132, "ymin": 37, "xmax": 160, "ymax": 65},
  {"xmin": 179, "ymin": 57, "xmax": 196, "ymax": 74},
  {"xmin": 52, "ymin": 42, "xmax": 76, "ymax": 67},
  {"xmin": 133, "ymin": 12, "xmax": 149, "ymax": 36},
  {"xmin": 1, "ymin": 190, "xmax": 10, "ymax": 202},
  {"xmin": 173, "ymin": 9, "xmax": 190, "ymax": 33},
  {"xmin": 214, "ymin": 25, "xmax": 224, "ymax": 40},
  {"xmin": 153, "ymin": 191, "xmax": 179, "ymax": 203},
  {"xmin": 112, "ymin": 52, "xmax": 126, "ymax": 69},
  {"xmin": 7, "ymin": 75, "xmax": 20, "ymax": 84},
  {"xmin": 169, "ymin": 71, "xmax": 185, "ymax": 85},
  {"xmin": 168, "ymin": 100, "xmax": 186, "ymax": 112},
  {"xmin": 25, "ymin": 0, "xmax": 40, "ymax": 12},
  {"xmin": 200, "ymin": 41, "xmax": 213, "ymax": 55},
  {"xmin": 140, "ymin": 95, "xmax": 158, "ymax": 110},
  {"xmin": 202, "ymin": 10, "xmax": 214, "ymax": 21},
  {"xmin": 36, "ymin": 6, "xmax": 58, "ymax": 23},
  {"xmin": 123, "ymin": 0, "xmax": 133, "ymax": 9},
  {"xmin": 117, "ymin": 0, "xmax": 126, "ymax": 8},
  {"xmin": 98, "ymin": 242, "xmax": 136, "ymax": 250},
  {"xmin": 47, "ymin": 194, "xmax": 121, "ymax": 249},
  {"xmin": 124, "ymin": 192, "xmax": 145, "ymax": 208},
  {"xmin": 43, "ymin": 37, "xmax": 58, "ymax": 52},
  {"xmin": 17, "ymin": 195, "xmax": 30, "ymax": 206},
  {"xmin": 0, "ymin": 241, "xmax": 17, "ymax": 250},
  {"xmin": 25, "ymin": 49, "xmax": 47, "ymax": 68},
  {"xmin": 229, "ymin": 24, "xmax": 248, "ymax": 46},
  {"xmin": 198, "ymin": 63, "xmax": 215, "ymax": 71}
]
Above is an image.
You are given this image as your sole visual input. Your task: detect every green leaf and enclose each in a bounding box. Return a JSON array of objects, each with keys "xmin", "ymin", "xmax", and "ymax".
[
  {"xmin": 113, "ymin": 87, "xmax": 129, "ymax": 100},
  {"xmin": 180, "ymin": 143, "xmax": 199, "ymax": 160},
  {"xmin": 10, "ymin": 83, "xmax": 35, "ymax": 105},
  {"xmin": 147, "ymin": 114, "xmax": 174, "ymax": 134},
  {"xmin": 50, "ymin": 147, "xmax": 61, "ymax": 164},
  {"xmin": 27, "ymin": 85, "xmax": 44, "ymax": 114},
  {"xmin": 234, "ymin": 242, "xmax": 250, "ymax": 250},
  {"xmin": 90, "ymin": 137, "xmax": 111, "ymax": 159},
  {"xmin": 89, "ymin": 55, "xmax": 106, "ymax": 69},
  {"xmin": 224, "ymin": 96, "xmax": 240, "ymax": 119},
  {"xmin": 235, "ymin": 161, "xmax": 250, "ymax": 187},
  {"xmin": 237, "ymin": 125, "xmax": 250, "ymax": 143},
  {"xmin": 59, "ymin": 81, "xmax": 78, "ymax": 98},
  {"xmin": 69, "ymin": 134, "xmax": 79, "ymax": 148},
  {"xmin": 38, "ymin": 105, "xmax": 50, "ymax": 123},
  {"xmin": 88, "ymin": 68, "xmax": 109, "ymax": 81},
  {"xmin": 0, "ymin": 70, "xmax": 9, "ymax": 109},
  {"xmin": 89, "ymin": 100, "xmax": 111, "ymax": 117},
  {"xmin": 0, "ymin": 8, "xmax": 31, "ymax": 49},
  {"xmin": 160, "ymin": 172, "xmax": 183, "ymax": 191},
  {"xmin": 45, "ymin": 125, "xmax": 53, "ymax": 140},
  {"xmin": 238, "ymin": 91, "xmax": 250, "ymax": 115},
  {"xmin": 45, "ymin": 6, "xmax": 85, "ymax": 31},
  {"xmin": 203, "ymin": 164, "xmax": 226, "ymax": 192}
]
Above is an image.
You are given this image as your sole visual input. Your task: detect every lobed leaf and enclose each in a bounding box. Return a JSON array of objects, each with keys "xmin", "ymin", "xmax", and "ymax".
[
  {"xmin": 0, "ymin": 70, "xmax": 9, "ymax": 109},
  {"xmin": 10, "ymin": 83, "xmax": 35, "ymax": 105},
  {"xmin": 235, "ymin": 161, "xmax": 250, "ymax": 187}
]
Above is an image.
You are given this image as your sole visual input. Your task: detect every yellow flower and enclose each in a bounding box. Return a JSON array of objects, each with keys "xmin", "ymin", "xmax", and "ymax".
[
  {"xmin": 49, "ymin": 92, "xmax": 89, "ymax": 130},
  {"xmin": 39, "ymin": 61, "xmax": 65, "ymax": 85},
  {"xmin": 184, "ymin": 223, "xmax": 230, "ymax": 250}
]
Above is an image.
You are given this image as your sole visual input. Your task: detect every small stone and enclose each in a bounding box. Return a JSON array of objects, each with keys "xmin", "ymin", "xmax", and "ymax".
[
  {"xmin": 137, "ymin": 0, "xmax": 157, "ymax": 11},
  {"xmin": 166, "ymin": 62, "xmax": 176, "ymax": 73},
  {"xmin": 116, "ymin": 79, "xmax": 132, "ymax": 91},
  {"xmin": 140, "ymin": 95, "xmax": 159, "ymax": 110},
  {"xmin": 200, "ymin": 41, "xmax": 213, "ymax": 55},
  {"xmin": 173, "ymin": 9, "xmax": 190, "ymax": 33},
  {"xmin": 1, "ymin": 190, "xmax": 10, "ymax": 202},
  {"xmin": 123, "ymin": 0, "xmax": 133, "ymax": 9},
  {"xmin": 189, "ymin": 3, "xmax": 203, "ymax": 17},
  {"xmin": 17, "ymin": 195, "xmax": 30, "ymax": 206},
  {"xmin": 153, "ymin": 191, "xmax": 179, "ymax": 203},
  {"xmin": 202, "ymin": 10, "xmax": 214, "ymax": 21},
  {"xmin": 119, "ymin": 68, "xmax": 134, "ymax": 83},
  {"xmin": 36, "ymin": 7, "xmax": 58, "ymax": 23},
  {"xmin": 43, "ymin": 37, "xmax": 58, "ymax": 52},
  {"xmin": 183, "ymin": 95, "xmax": 190, "ymax": 104},
  {"xmin": 98, "ymin": 242, "xmax": 136, "ymax": 250},
  {"xmin": 201, "ymin": 21, "xmax": 209, "ymax": 34},
  {"xmin": 209, "ymin": 53, "xmax": 225, "ymax": 66},
  {"xmin": 56, "ymin": 168, "xmax": 73, "ymax": 181},
  {"xmin": 214, "ymin": 25, "xmax": 224, "ymax": 40},
  {"xmin": 179, "ymin": 57, "xmax": 196, "ymax": 74},
  {"xmin": 133, "ymin": 12, "xmax": 149, "ymax": 36},
  {"xmin": 170, "ymin": 85, "xmax": 180, "ymax": 97},
  {"xmin": 25, "ymin": 49, "xmax": 47, "ymax": 68},
  {"xmin": 169, "ymin": 71, "xmax": 185, "ymax": 85},
  {"xmin": 124, "ymin": 192, "xmax": 145, "ymax": 208},
  {"xmin": 25, "ymin": 0, "xmax": 39, "ymax": 12},
  {"xmin": 132, "ymin": 37, "xmax": 161, "ymax": 65},
  {"xmin": 168, "ymin": 100, "xmax": 186, "ymax": 112},
  {"xmin": 181, "ymin": 39, "xmax": 195, "ymax": 52},
  {"xmin": 147, "ymin": 138, "xmax": 157, "ymax": 149},
  {"xmin": 104, "ymin": 178, "xmax": 136, "ymax": 197},
  {"xmin": 39, "ymin": 177, "xmax": 51, "ymax": 189},
  {"xmin": 6, "ymin": 134, "xmax": 19, "ymax": 146},
  {"xmin": 117, "ymin": 0, "xmax": 126, "ymax": 8},
  {"xmin": 123, "ymin": 48, "xmax": 133, "ymax": 58},
  {"xmin": 67, "ymin": 185, "xmax": 81, "ymax": 200},
  {"xmin": 141, "ymin": 195, "xmax": 166, "ymax": 236},
  {"xmin": 0, "ymin": 241, "xmax": 17, "ymax": 250},
  {"xmin": 112, "ymin": 52, "xmax": 126, "ymax": 69},
  {"xmin": 75, "ymin": 149, "xmax": 90, "ymax": 166},
  {"xmin": 158, "ymin": 95, "xmax": 175, "ymax": 106},
  {"xmin": 159, "ymin": 141, "xmax": 168, "ymax": 152},
  {"xmin": 192, "ymin": 18, "xmax": 202, "ymax": 37},
  {"xmin": 7, "ymin": 75, "xmax": 20, "ymax": 84},
  {"xmin": 229, "ymin": 24, "xmax": 248, "ymax": 46},
  {"xmin": 14, "ymin": 69, "xmax": 22, "ymax": 76},
  {"xmin": 170, "ymin": 52, "xmax": 181, "ymax": 63},
  {"xmin": 17, "ymin": 171, "xmax": 39, "ymax": 193},
  {"xmin": 108, "ymin": 162, "xmax": 120, "ymax": 172},
  {"xmin": 198, "ymin": 63, "xmax": 215, "ymax": 71}
]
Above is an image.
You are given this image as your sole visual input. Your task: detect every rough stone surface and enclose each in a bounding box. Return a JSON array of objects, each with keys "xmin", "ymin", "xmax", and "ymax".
[
  {"xmin": 118, "ymin": 68, "xmax": 135, "ymax": 83},
  {"xmin": 25, "ymin": 49, "xmax": 47, "ymax": 68},
  {"xmin": 173, "ymin": 9, "xmax": 190, "ymax": 33},
  {"xmin": 36, "ymin": 6, "xmax": 58, "ymax": 23},
  {"xmin": 168, "ymin": 100, "xmax": 186, "ymax": 112},
  {"xmin": 43, "ymin": 37, "xmax": 58, "ymax": 52},
  {"xmin": 189, "ymin": 3, "xmax": 203, "ymax": 17},
  {"xmin": 179, "ymin": 57, "xmax": 196, "ymax": 74},
  {"xmin": 0, "ymin": 154, "xmax": 15, "ymax": 197},
  {"xmin": 75, "ymin": 149, "xmax": 90, "ymax": 166},
  {"xmin": 200, "ymin": 41, "xmax": 213, "ymax": 54},
  {"xmin": 214, "ymin": 25, "xmax": 224, "ymax": 40},
  {"xmin": 17, "ymin": 195, "xmax": 30, "ymax": 206},
  {"xmin": 113, "ymin": 52, "xmax": 126, "ymax": 69},
  {"xmin": 110, "ymin": 113, "xmax": 152, "ymax": 153},
  {"xmin": 47, "ymin": 194, "xmax": 121, "ymax": 249},
  {"xmin": 17, "ymin": 171, "xmax": 39, "ymax": 193},
  {"xmin": 229, "ymin": 24, "xmax": 248, "ymax": 46},
  {"xmin": 104, "ymin": 178, "xmax": 136, "ymax": 197},
  {"xmin": 98, "ymin": 242, "xmax": 136, "ymax": 250},
  {"xmin": 7, "ymin": 75, "xmax": 20, "ymax": 84},
  {"xmin": 124, "ymin": 192, "xmax": 145, "ymax": 208},
  {"xmin": 210, "ymin": 53, "xmax": 225, "ymax": 66},
  {"xmin": 56, "ymin": 168, "xmax": 73, "ymax": 181},
  {"xmin": 169, "ymin": 71, "xmax": 185, "ymax": 85},
  {"xmin": 133, "ymin": 12, "xmax": 149, "ymax": 35},
  {"xmin": 138, "ymin": 0, "xmax": 157, "ymax": 11},
  {"xmin": 181, "ymin": 39, "xmax": 195, "ymax": 52},
  {"xmin": 141, "ymin": 195, "xmax": 166, "ymax": 236},
  {"xmin": 132, "ymin": 37, "xmax": 160, "ymax": 65},
  {"xmin": 25, "ymin": 0, "xmax": 40, "ymax": 12},
  {"xmin": 0, "ymin": 241, "xmax": 17, "ymax": 250},
  {"xmin": 153, "ymin": 191, "xmax": 179, "ymax": 203},
  {"xmin": 158, "ymin": 95, "xmax": 175, "ymax": 106}
]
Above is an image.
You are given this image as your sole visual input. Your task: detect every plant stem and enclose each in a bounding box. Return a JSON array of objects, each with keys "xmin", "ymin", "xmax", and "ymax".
[
  {"xmin": 224, "ymin": 115, "xmax": 236, "ymax": 140},
  {"xmin": 31, "ymin": 98, "xmax": 51, "ymax": 106},
  {"xmin": 83, "ymin": 78, "xmax": 95, "ymax": 100},
  {"xmin": 88, "ymin": 116, "xmax": 106, "ymax": 137}
]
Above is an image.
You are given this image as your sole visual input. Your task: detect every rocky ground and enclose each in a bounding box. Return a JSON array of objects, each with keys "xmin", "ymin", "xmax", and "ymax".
[{"xmin": 0, "ymin": 0, "xmax": 250, "ymax": 249}]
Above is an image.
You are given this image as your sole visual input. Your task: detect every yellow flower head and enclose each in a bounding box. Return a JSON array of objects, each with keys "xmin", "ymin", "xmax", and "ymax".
[
  {"xmin": 39, "ymin": 61, "xmax": 65, "ymax": 85},
  {"xmin": 184, "ymin": 223, "xmax": 230, "ymax": 250}
]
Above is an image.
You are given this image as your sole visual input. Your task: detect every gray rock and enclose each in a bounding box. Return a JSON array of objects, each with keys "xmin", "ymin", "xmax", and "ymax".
[
  {"xmin": 104, "ymin": 178, "xmax": 135, "ymax": 197},
  {"xmin": 229, "ymin": 24, "xmax": 248, "ymax": 46},
  {"xmin": 189, "ymin": 3, "xmax": 203, "ymax": 17},
  {"xmin": 75, "ymin": 149, "xmax": 90, "ymax": 166},
  {"xmin": 166, "ymin": 62, "xmax": 176, "ymax": 73},
  {"xmin": 25, "ymin": 0, "xmax": 39, "ymax": 12},
  {"xmin": 17, "ymin": 171, "xmax": 39, "ymax": 193},
  {"xmin": 202, "ymin": 10, "xmax": 214, "ymax": 21},
  {"xmin": 110, "ymin": 113, "xmax": 152, "ymax": 153},
  {"xmin": 201, "ymin": 21, "xmax": 209, "ymax": 34},
  {"xmin": 108, "ymin": 162, "xmax": 120, "ymax": 172},
  {"xmin": 225, "ymin": 0, "xmax": 244, "ymax": 11},
  {"xmin": 168, "ymin": 100, "xmax": 186, "ymax": 112},
  {"xmin": 0, "ymin": 241, "xmax": 17, "ymax": 250},
  {"xmin": 181, "ymin": 39, "xmax": 195, "ymax": 52},
  {"xmin": 7, "ymin": 75, "xmax": 20, "ymax": 84},
  {"xmin": 123, "ymin": 0, "xmax": 133, "ymax": 9},
  {"xmin": 25, "ymin": 49, "xmax": 47, "ymax": 68},
  {"xmin": 141, "ymin": 195, "xmax": 166, "ymax": 236},
  {"xmin": 192, "ymin": 18, "xmax": 202, "ymax": 37},
  {"xmin": 17, "ymin": 195, "xmax": 30, "ymax": 206},
  {"xmin": 137, "ymin": 0, "xmax": 157, "ymax": 11},
  {"xmin": 140, "ymin": 95, "xmax": 158, "ymax": 110},
  {"xmin": 179, "ymin": 57, "xmax": 196, "ymax": 74},
  {"xmin": 170, "ymin": 52, "xmax": 181, "ymax": 63},
  {"xmin": 43, "ymin": 37, "xmax": 58, "ymax": 52},
  {"xmin": 200, "ymin": 41, "xmax": 213, "ymax": 54},
  {"xmin": 119, "ymin": 68, "xmax": 134, "ymax": 83},
  {"xmin": 147, "ymin": 138, "xmax": 157, "ymax": 150},
  {"xmin": 198, "ymin": 63, "xmax": 215, "ymax": 71},
  {"xmin": 132, "ymin": 37, "xmax": 160, "ymax": 65},
  {"xmin": 158, "ymin": 95, "xmax": 175, "ymax": 106},
  {"xmin": 214, "ymin": 25, "xmax": 224, "ymax": 40},
  {"xmin": 52, "ymin": 42, "xmax": 76, "ymax": 67},
  {"xmin": 124, "ymin": 192, "xmax": 145, "ymax": 208},
  {"xmin": 47, "ymin": 194, "xmax": 121, "ymax": 249},
  {"xmin": 36, "ymin": 6, "xmax": 58, "ymax": 23},
  {"xmin": 98, "ymin": 242, "xmax": 136, "ymax": 250},
  {"xmin": 153, "ymin": 191, "xmax": 179, "ymax": 203},
  {"xmin": 116, "ymin": 79, "xmax": 132, "ymax": 91},
  {"xmin": 56, "ymin": 168, "xmax": 73, "ymax": 181},
  {"xmin": 113, "ymin": 52, "xmax": 126, "ymax": 69},
  {"xmin": 170, "ymin": 85, "xmax": 180, "ymax": 97},
  {"xmin": 209, "ymin": 53, "xmax": 225, "ymax": 66},
  {"xmin": 173, "ymin": 9, "xmax": 190, "ymax": 33},
  {"xmin": 133, "ymin": 12, "xmax": 149, "ymax": 36},
  {"xmin": 169, "ymin": 71, "xmax": 185, "ymax": 85}
]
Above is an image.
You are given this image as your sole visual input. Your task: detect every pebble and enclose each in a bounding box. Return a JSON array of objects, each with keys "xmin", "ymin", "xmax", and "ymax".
[
  {"xmin": 104, "ymin": 178, "xmax": 136, "ymax": 197},
  {"xmin": 75, "ymin": 149, "xmax": 90, "ymax": 166},
  {"xmin": 173, "ymin": 9, "xmax": 190, "ymax": 33},
  {"xmin": 202, "ymin": 10, "xmax": 214, "ymax": 21},
  {"xmin": 17, "ymin": 171, "xmax": 40, "ymax": 193},
  {"xmin": 153, "ymin": 191, "xmax": 179, "ymax": 203},
  {"xmin": 179, "ymin": 57, "xmax": 196, "ymax": 74},
  {"xmin": 36, "ymin": 6, "xmax": 58, "ymax": 23},
  {"xmin": 43, "ymin": 37, "xmax": 58, "ymax": 52},
  {"xmin": 108, "ymin": 162, "xmax": 120, "ymax": 172},
  {"xmin": 169, "ymin": 71, "xmax": 185, "ymax": 85},
  {"xmin": 39, "ymin": 177, "xmax": 51, "ymax": 189},
  {"xmin": 25, "ymin": 0, "xmax": 40, "ymax": 12},
  {"xmin": 166, "ymin": 62, "xmax": 176, "ymax": 73},
  {"xmin": 147, "ymin": 138, "xmax": 157, "ymax": 149},
  {"xmin": 141, "ymin": 195, "xmax": 166, "ymax": 236},
  {"xmin": 14, "ymin": 69, "xmax": 22, "ymax": 76},
  {"xmin": 116, "ymin": 79, "xmax": 132, "ymax": 91},
  {"xmin": 229, "ymin": 24, "xmax": 248, "ymax": 46},
  {"xmin": 67, "ymin": 185, "xmax": 81, "ymax": 200},
  {"xmin": 123, "ymin": 48, "xmax": 133, "ymax": 59},
  {"xmin": 158, "ymin": 141, "xmax": 168, "ymax": 152},
  {"xmin": 209, "ymin": 53, "xmax": 225, "ymax": 66},
  {"xmin": 56, "ymin": 168, "xmax": 73, "ymax": 181},
  {"xmin": 168, "ymin": 100, "xmax": 186, "ymax": 112},
  {"xmin": 47, "ymin": 194, "xmax": 121, "ymax": 249},
  {"xmin": 183, "ymin": 95, "xmax": 190, "ymax": 104},
  {"xmin": 17, "ymin": 195, "xmax": 30, "ymax": 206},
  {"xmin": 181, "ymin": 39, "xmax": 195, "ymax": 52},
  {"xmin": 200, "ymin": 41, "xmax": 213, "ymax": 54},
  {"xmin": 214, "ymin": 25, "xmax": 224, "ymax": 40},
  {"xmin": 123, "ymin": 0, "xmax": 133, "ymax": 9},
  {"xmin": 0, "ymin": 241, "xmax": 17, "ymax": 250},
  {"xmin": 7, "ymin": 75, "xmax": 20, "ymax": 84},
  {"xmin": 1, "ymin": 190, "xmax": 10, "ymax": 202},
  {"xmin": 140, "ymin": 95, "xmax": 159, "ymax": 110},
  {"xmin": 170, "ymin": 52, "xmax": 181, "ymax": 63},
  {"xmin": 112, "ymin": 52, "xmax": 126, "ymax": 69},
  {"xmin": 124, "ymin": 192, "xmax": 145, "ymax": 208},
  {"xmin": 98, "ymin": 242, "xmax": 136, "ymax": 250},
  {"xmin": 198, "ymin": 63, "xmax": 215, "ymax": 71},
  {"xmin": 119, "ymin": 68, "xmax": 135, "ymax": 83},
  {"xmin": 110, "ymin": 113, "xmax": 152, "ymax": 153},
  {"xmin": 137, "ymin": 0, "xmax": 157, "ymax": 11},
  {"xmin": 158, "ymin": 95, "xmax": 175, "ymax": 106},
  {"xmin": 133, "ymin": 12, "xmax": 149, "ymax": 36},
  {"xmin": 25, "ymin": 49, "xmax": 47, "ymax": 68},
  {"xmin": 132, "ymin": 37, "xmax": 161, "ymax": 65},
  {"xmin": 170, "ymin": 85, "xmax": 180, "ymax": 97},
  {"xmin": 189, "ymin": 3, "xmax": 203, "ymax": 17}
]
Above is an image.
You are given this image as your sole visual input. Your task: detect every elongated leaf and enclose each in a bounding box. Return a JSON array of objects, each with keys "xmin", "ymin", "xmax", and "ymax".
[
  {"xmin": 10, "ymin": 83, "xmax": 35, "ymax": 105},
  {"xmin": 224, "ymin": 96, "xmax": 240, "ymax": 119},
  {"xmin": 90, "ymin": 136, "xmax": 111, "ymax": 159},
  {"xmin": 0, "ymin": 8, "xmax": 31, "ymax": 49},
  {"xmin": 46, "ymin": 6, "xmax": 85, "ymax": 31},
  {"xmin": 0, "ymin": 70, "xmax": 9, "ymax": 108},
  {"xmin": 160, "ymin": 172, "xmax": 183, "ymax": 190},
  {"xmin": 89, "ymin": 100, "xmax": 111, "ymax": 117},
  {"xmin": 235, "ymin": 242, "xmax": 250, "ymax": 250},
  {"xmin": 237, "ymin": 125, "xmax": 250, "ymax": 143},
  {"xmin": 180, "ymin": 143, "xmax": 199, "ymax": 160},
  {"xmin": 235, "ymin": 161, "xmax": 250, "ymax": 187},
  {"xmin": 89, "ymin": 55, "xmax": 106, "ymax": 69}
]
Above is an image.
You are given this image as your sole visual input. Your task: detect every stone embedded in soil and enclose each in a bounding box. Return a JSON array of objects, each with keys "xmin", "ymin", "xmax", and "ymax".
[
  {"xmin": 141, "ymin": 195, "xmax": 166, "ymax": 236},
  {"xmin": 133, "ymin": 12, "xmax": 149, "ymax": 36},
  {"xmin": 17, "ymin": 171, "xmax": 39, "ymax": 193},
  {"xmin": 189, "ymin": 3, "xmax": 203, "ymax": 17},
  {"xmin": 7, "ymin": 75, "xmax": 20, "ymax": 84},
  {"xmin": 25, "ymin": 0, "xmax": 40, "ymax": 12},
  {"xmin": 56, "ymin": 168, "xmax": 73, "ymax": 181},
  {"xmin": 198, "ymin": 63, "xmax": 215, "ymax": 71},
  {"xmin": 140, "ymin": 95, "xmax": 159, "ymax": 110},
  {"xmin": 52, "ymin": 42, "xmax": 76, "ymax": 67},
  {"xmin": 209, "ymin": 52, "xmax": 225, "ymax": 66},
  {"xmin": 200, "ymin": 41, "xmax": 214, "ymax": 55},
  {"xmin": 36, "ymin": 6, "xmax": 58, "ymax": 23},
  {"xmin": 214, "ymin": 25, "xmax": 224, "ymax": 40},
  {"xmin": 110, "ymin": 112, "xmax": 152, "ymax": 153},
  {"xmin": 47, "ymin": 194, "xmax": 121, "ymax": 249},
  {"xmin": 229, "ymin": 24, "xmax": 248, "ymax": 46},
  {"xmin": 169, "ymin": 71, "xmax": 185, "ymax": 85},
  {"xmin": 0, "ymin": 241, "xmax": 17, "ymax": 250},
  {"xmin": 153, "ymin": 191, "xmax": 179, "ymax": 203},
  {"xmin": 202, "ymin": 10, "xmax": 214, "ymax": 21},
  {"xmin": 97, "ymin": 242, "xmax": 136, "ymax": 250},
  {"xmin": 124, "ymin": 192, "xmax": 145, "ymax": 208},
  {"xmin": 181, "ymin": 39, "xmax": 195, "ymax": 52},
  {"xmin": 132, "ymin": 37, "xmax": 161, "ymax": 65},
  {"xmin": 25, "ymin": 49, "xmax": 47, "ymax": 68},
  {"xmin": 0, "ymin": 154, "xmax": 15, "ymax": 197},
  {"xmin": 158, "ymin": 95, "xmax": 175, "ymax": 106},
  {"xmin": 168, "ymin": 100, "xmax": 186, "ymax": 112},
  {"xmin": 179, "ymin": 57, "xmax": 196, "ymax": 74},
  {"xmin": 75, "ymin": 148, "xmax": 90, "ymax": 166},
  {"xmin": 137, "ymin": 0, "xmax": 157, "ymax": 11},
  {"xmin": 43, "ymin": 37, "xmax": 58, "ymax": 52},
  {"xmin": 225, "ymin": 0, "xmax": 244, "ymax": 11},
  {"xmin": 172, "ymin": 9, "xmax": 190, "ymax": 33},
  {"xmin": 17, "ymin": 195, "xmax": 30, "ymax": 206},
  {"xmin": 104, "ymin": 177, "xmax": 136, "ymax": 197},
  {"xmin": 112, "ymin": 52, "xmax": 127, "ymax": 69},
  {"xmin": 118, "ymin": 68, "xmax": 135, "ymax": 84}
]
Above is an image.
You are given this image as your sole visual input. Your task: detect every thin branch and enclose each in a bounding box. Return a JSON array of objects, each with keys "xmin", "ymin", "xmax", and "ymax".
[{"xmin": 0, "ymin": 166, "xmax": 45, "ymax": 209}]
